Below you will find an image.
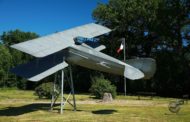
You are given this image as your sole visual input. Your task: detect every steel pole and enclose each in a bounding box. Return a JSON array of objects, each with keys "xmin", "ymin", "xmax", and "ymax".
[
  {"xmin": 60, "ymin": 70, "xmax": 64, "ymax": 114},
  {"xmin": 123, "ymin": 38, "xmax": 126, "ymax": 96},
  {"xmin": 69, "ymin": 66, "xmax": 76, "ymax": 111},
  {"xmin": 50, "ymin": 73, "xmax": 56, "ymax": 110}
]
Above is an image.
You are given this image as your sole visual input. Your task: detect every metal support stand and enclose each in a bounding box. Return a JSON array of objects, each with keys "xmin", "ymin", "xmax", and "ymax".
[
  {"xmin": 123, "ymin": 38, "xmax": 126, "ymax": 96},
  {"xmin": 50, "ymin": 73, "xmax": 57, "ymax": 110},
  {"xmin": 50, "ymin": 65, "xmax": 76, "ymax": 114},
  {"xmin": 69, "ymin": 66, "xmax": 76, "ymax": 111},
  {"xmin": 60, "ymin": 69, "xmax": 64, "ymax": 114}
]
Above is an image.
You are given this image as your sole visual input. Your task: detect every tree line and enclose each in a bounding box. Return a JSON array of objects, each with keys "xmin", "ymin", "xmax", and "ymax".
[{"xmin": 0, "ymin": 0, "xmax": 190, "ymax": 97}]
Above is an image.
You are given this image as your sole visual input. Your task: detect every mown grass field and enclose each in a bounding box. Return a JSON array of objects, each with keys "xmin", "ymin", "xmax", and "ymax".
[{"xmin": 0, "ymin": 89, "xmax": 189, "ymax": 122}]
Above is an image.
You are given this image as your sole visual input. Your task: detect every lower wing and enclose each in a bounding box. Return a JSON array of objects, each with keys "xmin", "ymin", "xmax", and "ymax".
[{"xmin": 10, "ymin": 50, "xmax": 68, "ymax": 82}]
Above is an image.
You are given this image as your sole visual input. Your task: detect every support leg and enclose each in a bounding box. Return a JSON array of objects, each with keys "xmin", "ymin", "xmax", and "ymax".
[
  {"xmin": 124, "ymin": 78, "xmax": 126, "ymax": 96},
  {"xmin": 50, "ymin": 73, "xmax": 56, "ymax": 110},
  {"xmin": 69, "ymin": 66, "xmax": 76, "ymax": 111},
  {"xmin": 60, "ymin": 69, "xmax": 64, "ymax": 114}
]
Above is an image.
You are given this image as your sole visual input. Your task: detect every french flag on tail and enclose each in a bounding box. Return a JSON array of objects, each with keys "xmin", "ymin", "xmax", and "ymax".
[{"xmin": 117, "ymin": 39, "xmax": 124, "ymax": 53}]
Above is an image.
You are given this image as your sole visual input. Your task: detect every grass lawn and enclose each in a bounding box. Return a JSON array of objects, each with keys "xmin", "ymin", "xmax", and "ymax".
[{"xmin": 0, "ymin": 89, "xmax": 189, "ymax": 122}]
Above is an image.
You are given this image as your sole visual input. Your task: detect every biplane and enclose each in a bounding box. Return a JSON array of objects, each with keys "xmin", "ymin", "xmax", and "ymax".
[{"xmin": 10, "ymin": 23, "xmax": 156, "ymax": 113}]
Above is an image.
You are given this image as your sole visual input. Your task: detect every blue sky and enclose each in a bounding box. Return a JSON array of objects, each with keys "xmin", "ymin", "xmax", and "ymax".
[{"xmin": 0, "ymin": 0, "xmax": 108, "ymax": 36}]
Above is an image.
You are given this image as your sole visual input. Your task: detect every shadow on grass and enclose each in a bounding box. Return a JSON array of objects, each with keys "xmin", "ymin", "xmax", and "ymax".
[
  {"xmin": 92, "ymin": 109, "xmax": 117, "ymax": 114},
  {"xmin": 89, "ymin": 96, "xmax": 100, "ymax": 100},
  {"xmin": 0, "ymin": 103, "xmax": 60, "ymax": 116}
]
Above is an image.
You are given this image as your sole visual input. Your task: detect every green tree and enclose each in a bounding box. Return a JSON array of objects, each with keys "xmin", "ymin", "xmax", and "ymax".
[
  {"xmin": 0, "ymin": 45, "xmax": 12, "ymax": 87},
  {"xmin": 93, "ymin": 0, "xmax": 190, "ymax": 56},
  {"xmin": 93, "ymin": 0, "xmax": 160, "ymax": 57},
  {"xmin": 2, "ymin": 29, "xmax": 38, "ymax": 46},
  {"xmin": 154, "ymin": 0, "xmax": 190, "ymax": 50},
  {"xmin": 1, "ymin": 30, "xmax": 39, "ymax": 89},
  {"xmin": 93, "ymin": 0, "xmax": 190, "ymax": 97},
  {"xmin": 152, "ymin": 0, "xmax": 190, "ymax": 96},
  {"xmin": 1, "ymin": 29, "xmax": 39, "ymax": 65},
  {"xmin": 93, "ymin": 0, "xmax": 161, "ymax": 94},
  {"xmin": 89, "ymin": 75, "xmax": 117, "ymax": 98}
]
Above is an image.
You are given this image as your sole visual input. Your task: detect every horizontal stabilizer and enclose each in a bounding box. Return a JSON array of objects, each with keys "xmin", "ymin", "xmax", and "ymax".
[
  {"xmin": 82, "ymin": 43, "xmax": 106, "ymax": 52},
  {"xmin": 81, "ymin": 43, "xmax": 93, "ymax": 49},
  {"xmin": 94, "ymin": 45, "xmax": 106, "ymax": 51},
  {"xmin": 126, "ymin": 58, "xmax": 156, "ymax": 79},
  {"xmin": 124, "ymin": 64, "xmax": 144, "ymax": 80},
  {"xmin": 10, "ymin": 50, "xmax": 68, "ymax": 82}
]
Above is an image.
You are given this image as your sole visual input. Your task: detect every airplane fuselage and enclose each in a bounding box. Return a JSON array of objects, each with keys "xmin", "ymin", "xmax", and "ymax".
[{"xmin": 66, "ymin": 45, "xmax": 125, "ymax": 76}]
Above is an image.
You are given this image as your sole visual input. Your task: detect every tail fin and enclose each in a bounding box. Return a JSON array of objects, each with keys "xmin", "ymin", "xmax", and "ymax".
[
  {"xmin": 126, "ymin": 58, "xmax": 156, "ymax": 79},
  {"xmin": 124, "ymin": 64, "xmax": 144, "ymax": 80}
]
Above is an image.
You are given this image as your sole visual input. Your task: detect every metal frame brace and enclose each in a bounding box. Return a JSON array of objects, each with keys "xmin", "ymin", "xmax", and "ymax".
[{"xmin": 50, "ymin": 65, "xmax": 76, "ymax": 114}]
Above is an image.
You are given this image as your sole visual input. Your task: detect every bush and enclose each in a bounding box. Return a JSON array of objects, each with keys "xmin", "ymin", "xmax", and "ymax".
[
  {"xmin": 35, "ymin": 82, "xmax": 59, "ymax": 99},
  {"xmin": 89, "ymin": 76, "xmax": 117, "ymax": 99}
]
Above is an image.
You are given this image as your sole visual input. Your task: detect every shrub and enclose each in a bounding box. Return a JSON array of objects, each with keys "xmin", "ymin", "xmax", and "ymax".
[
  {"xmin": 89, "ymin": 76, "xmax": 117, "ymax": 99},
  {"xmin": 35, "ymin": 82, "xmax": 59, "ymax": 99}
]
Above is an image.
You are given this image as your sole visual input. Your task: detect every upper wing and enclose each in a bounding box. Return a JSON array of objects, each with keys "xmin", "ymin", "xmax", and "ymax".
[{"xmin": 11, "ymin": 23, "xmax": 111, "ymax": 58}]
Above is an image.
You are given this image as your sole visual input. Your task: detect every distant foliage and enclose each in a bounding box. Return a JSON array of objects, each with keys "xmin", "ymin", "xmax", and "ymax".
[
  {"xmin": 1, "ymin": 29, "xmax": 39, "ymax": 46},
  {"xmin": 92, "ymin": 0, "xmax": 190, "ymax": 97},
  {"xmin": 0, "ymin": 45, "xmax": 12, "ymax": 87},
  {"xmin": 89, "ymin": 76, "xmax": 117, "ymax": 99},
  {"xmin": 0, "ymin": 30, "xmax": 39, "ymax": 89}
]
